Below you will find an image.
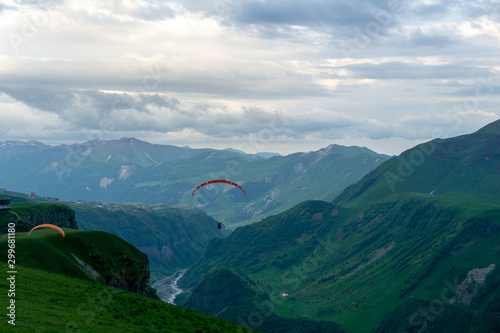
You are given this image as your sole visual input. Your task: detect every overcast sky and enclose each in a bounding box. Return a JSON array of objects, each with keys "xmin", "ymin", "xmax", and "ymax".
[{"xmin": 1, "ymin": 0, "xmax": 499, "ymax": 155}]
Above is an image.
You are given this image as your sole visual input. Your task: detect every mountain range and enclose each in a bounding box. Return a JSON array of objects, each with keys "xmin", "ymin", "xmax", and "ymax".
[
  {"xmin": 0, "ymin": 138, "xmax": 390, "ymax": 227},
  {"xmin": 177, "ymin": 119, "xmax": 500, "ymax": 332},
  {"xmin": 1, "ymin": 119, "xmax": 499, "ymax": 332}
]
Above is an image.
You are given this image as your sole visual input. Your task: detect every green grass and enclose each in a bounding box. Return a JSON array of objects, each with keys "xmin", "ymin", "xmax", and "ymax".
[
  {"xmin": 0, "ymin": 262, "xmax": 252, "ymax": 332},
  {"xmin": 180, "ymin": 266, "xmax": 344, "ymax": 333},
  {"xmin": 180, "ymin": 193, "xmax": 500, "ymax": 333},
  {"xmin": 0, "ymin": 228, "xmax": 152, "ymax": 293}
]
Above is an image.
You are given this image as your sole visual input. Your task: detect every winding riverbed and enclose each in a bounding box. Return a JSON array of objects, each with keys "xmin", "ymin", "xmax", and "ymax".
[{"xmin": 152, "ymin": 269, "xmax": 187, "ymax": 304}]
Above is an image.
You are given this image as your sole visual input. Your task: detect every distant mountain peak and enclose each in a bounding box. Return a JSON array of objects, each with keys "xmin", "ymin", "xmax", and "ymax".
[
  {"xmin": 223, "ymin": 148, "xmax": 247, "ymax": 155},
  {"xmin": 105, "ymin": 137, "xmax": 151, "ymax": 145},
  {"xmin": 0, "ymin": 140, "xmax": 48, "ymax": 147},
  {"xmin": 83, "ymin": 138, "xmax": 103, "ymax": 146},
  {"xmin": 0, "ymin": 140, "xmax": 50, "ymax": 158},
  {"xmin": 312, "ymin": 143, "xmax": 378, "ymax": 157},
  {"xmin": 118, "ymin": 137, "xmax": 138, "ymax": 143}
]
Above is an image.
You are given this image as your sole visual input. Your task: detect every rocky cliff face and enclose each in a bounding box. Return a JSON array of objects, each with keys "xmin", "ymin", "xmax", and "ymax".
[
  {"xmin": 19, "ymin": 204, "xmax": 78, "ymax": 231},
  {"xmin": 107, "ymin": 254, "xmax": 152, "ymax": 297},
  {"xmin": 0, "ymin": 203, "xmax": 78, "ymax": 235},
  {"xmin": 139, "ymin": 244, "xmax": 174, "ymax": 263}
]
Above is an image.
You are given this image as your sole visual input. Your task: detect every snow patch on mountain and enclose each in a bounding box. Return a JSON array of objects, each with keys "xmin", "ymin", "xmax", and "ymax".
[
  {"xmin": 294, "ymin": 162, "xmax": 305, "ymax": 174},
  {"xmin": 118, "ymin": 165, "xmax": 134, "ymax": 181},
  {"xmin": 144, "ymin": 151, "xmax": 157, "ymax": 163},
  {"xmin": 100, "ymin": 177, "xmax": 114, "ymax": 189}
]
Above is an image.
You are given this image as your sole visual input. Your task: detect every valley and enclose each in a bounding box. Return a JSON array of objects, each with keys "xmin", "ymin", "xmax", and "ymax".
[
  {"xmin": 152, "ymin": 269, "xmax": 188, "ymax": 304},
  {"xmin": 1, "ymin": 119, "xmax": 499, "ymax": 332},
  {"xmin": 177, "ymin": 120, "xmax": 500, "ymax": 332},
  {"xmin": 0, "ymin": 139, "xmax": 389, "ymax": 227}
]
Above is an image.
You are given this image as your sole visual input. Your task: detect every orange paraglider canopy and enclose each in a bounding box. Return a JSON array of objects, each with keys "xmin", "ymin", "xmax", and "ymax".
[
  {"xmin": 192, "ymin": 179, "xmax": 246, "ymax": 196},
  {"xmin": 28, "ymin": 224, "xmax": 65, "ymax": 237}
]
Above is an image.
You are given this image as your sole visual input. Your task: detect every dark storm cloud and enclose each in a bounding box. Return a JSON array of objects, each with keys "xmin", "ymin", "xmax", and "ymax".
[
  {"xmin": 0, "ymin": 85, "xmax": 179, "ymax": 127},
  {"xmin": 0, "ymin": 85, "xmax": 75, "ymax": 112}
]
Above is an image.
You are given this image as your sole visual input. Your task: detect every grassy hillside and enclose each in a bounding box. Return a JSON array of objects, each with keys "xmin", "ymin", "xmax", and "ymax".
[
  {"xmin": 0, "ymin": 203, "xmax": 254, "ymax": 332},
  {"xmin": 180, "ymin": 266, "xmax": 344, "ymax": 333},
  {"xmin": 179, "ymin": 120, "xmax": 500, "ymax": 332},
  {"xmin": 0, "ymin": 262, "xmax": 253, "ymax": 332},
  {"xmin": 179, "ymin": 194, "xmax": 500, "ymax": 332},
  {"xmin": 0, "ymin": 228, "xmax": 154, "ymax": 296}
]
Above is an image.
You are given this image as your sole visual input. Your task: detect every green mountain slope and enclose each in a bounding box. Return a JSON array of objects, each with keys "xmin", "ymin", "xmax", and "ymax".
[
  {"xmin": 178, "ymin": 120, "xmax": 500, "ymax": 332},
  {"xmin": 0, "ymin": 262, "xmax": 253, "ymax": 332},
  {"xmin": 0, "ymin": 202, "xmax": 253, "ymax": 332},
  {"xmin": 335, "ymin": 119, "xmax": 500, "ymax": 207},
  {"xmin": 0, "ymin": 228, "xmax": 154, "ymax": 296},
  {"xmin": 180, "ymin": 194, "xmax": 500, "ymax": 332},
  {"xmin": 180, "ymin": 200, "xmax": 342, "ymax": 289},
  {"xmin": 180, "ymin": 266, "xmax": 344, "ymax": 333}
]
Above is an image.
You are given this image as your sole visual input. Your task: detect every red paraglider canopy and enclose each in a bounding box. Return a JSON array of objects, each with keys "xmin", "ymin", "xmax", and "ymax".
[{"xmin": 192, "ymin": 179, "xmax": 246, "ymax": 196}]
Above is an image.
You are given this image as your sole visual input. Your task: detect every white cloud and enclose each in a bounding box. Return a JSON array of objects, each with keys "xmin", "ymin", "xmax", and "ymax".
[{"xmin": 0, "ymin": 0, "xmax": 498, "ymax": 155}]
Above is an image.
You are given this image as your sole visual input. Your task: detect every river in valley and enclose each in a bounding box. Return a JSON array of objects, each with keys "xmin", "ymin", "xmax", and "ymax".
[{"xmin": 152, "ymin": 269, "xmax": 188, "ymax": 304}]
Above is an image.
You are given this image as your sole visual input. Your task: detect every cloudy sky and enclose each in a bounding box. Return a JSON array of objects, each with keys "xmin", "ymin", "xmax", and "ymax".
[{"xmin": 1, "ymin": 0, "xmax": 499, "ymax": 155}]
